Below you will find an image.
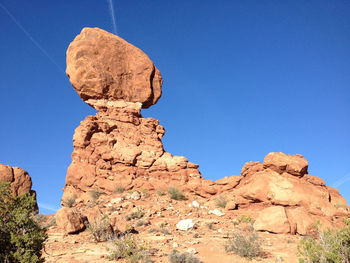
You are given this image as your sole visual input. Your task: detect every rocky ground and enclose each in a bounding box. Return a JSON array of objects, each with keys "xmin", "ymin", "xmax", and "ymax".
[{"xmin": 42, "ymin": 189, "xmax": 308, "ymax": 263}]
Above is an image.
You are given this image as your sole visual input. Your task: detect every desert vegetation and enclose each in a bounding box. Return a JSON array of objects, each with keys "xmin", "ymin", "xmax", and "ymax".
[
  {"xmin": 168, "ymin": 187, "xmax": 187, "ymax": 201},
  {"xmin": 0, "ymin": 182, "xmax": 47, "ymax": 263},
  {"xmin": 108, "ymin": 234, "xmax": 153, "ymax": 263},
  {"xmin": 298, "ymin": 219, "xmax": 350, "ymax": 263},
  {"xmin": 169, "ymin": 250, "xmax": 201, "ymax": 263},
  {"xmin": 225, "ymin": 229, "xmax": 262, "ymax": 259}
]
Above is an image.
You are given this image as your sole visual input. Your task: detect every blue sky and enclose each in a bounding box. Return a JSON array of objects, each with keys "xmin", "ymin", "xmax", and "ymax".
[{"xmin": 0, "ymin": 0, "xmax": 349, "ymax": 214}]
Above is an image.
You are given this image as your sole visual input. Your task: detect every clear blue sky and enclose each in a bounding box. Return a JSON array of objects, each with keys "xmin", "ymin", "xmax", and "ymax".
[{"xmin": 1, "ymin": 0, "xmax": 349, "ymax": 214}]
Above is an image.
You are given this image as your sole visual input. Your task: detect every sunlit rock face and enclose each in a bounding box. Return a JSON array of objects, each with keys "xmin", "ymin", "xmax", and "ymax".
[
  {"xmin": 66, "ymin": 27, "xmax": 162, "ymax": 110},
  {"xmin": 60, "ymin": 28, "xmax": 349, "ymax": 236},
  {"xmin": 0, "ymin": 163, "xmax": 38, "ymax": 210}
]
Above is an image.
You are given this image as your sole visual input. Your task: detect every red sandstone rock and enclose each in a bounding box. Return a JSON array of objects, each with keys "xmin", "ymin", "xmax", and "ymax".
[
  {"xmin": 241, "ymin": 161, "xmax": 264, "ymax": 177},
  {"xmin": 56, "ymin": 208, "xmax": 85, "ymax": 234},
  {"xmin": 66, "ymin": 28, "xmax": 162, "ymax": 109},
  {"xmin": 0, "ymin": 163, "xmax": 34, "ymax": 197},
  {"xmin": 60, "ymin": 28, "xmax": 348, "ymax": 237},
  {"xmin": 254, "ymin": 206, "xmax": 290, "ymax": 234},
  {"xmin": 263, "ymin": 152, "xmax": 308, "ymax": 177}
]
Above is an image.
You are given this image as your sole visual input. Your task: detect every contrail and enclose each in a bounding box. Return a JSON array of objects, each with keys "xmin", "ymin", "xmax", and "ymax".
[
  {"xmin": 0, "ymin": 2, "xmax": 65, "ymax": 73},
  {"xmin": 108, "ymin": 0, "xmax": 118, "ymax": 35},
  {"xmin": 332, "ymin": 172, "xmax": 350, "ymax": 188},
  {"xmin": 38, "ymin": 202, "xmax": 59, "ymax": 213}
]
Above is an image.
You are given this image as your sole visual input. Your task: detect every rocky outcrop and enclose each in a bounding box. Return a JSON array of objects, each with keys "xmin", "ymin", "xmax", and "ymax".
[
  {"xmin": 60, "ymin": 28, "xmax": 348, "ymax": 236},
  {"xmin": 0, "ymin": 163, "xmax": 35, "ymax": 197}
]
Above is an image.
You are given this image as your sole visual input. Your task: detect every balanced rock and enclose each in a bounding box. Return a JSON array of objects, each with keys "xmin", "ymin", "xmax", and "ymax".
[
  {"xmin": 66, "ymin": 27, "xmax": 162, "ymax": 109},
  {"xmin": 60, "ymin": 28, "xmax": 348, "ymax": 237}
]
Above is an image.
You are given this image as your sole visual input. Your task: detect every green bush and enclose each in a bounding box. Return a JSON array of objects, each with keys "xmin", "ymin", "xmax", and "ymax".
[
  {"xmin": 298, "ymin": 219, "xmax": 350, "ymax": 263},
  {"xmin": 169, "ymin": 250, "xmax": 201, "ymax": 263},
  {"xmin": 108, "ymin": 234, "xmax": 152, "ymax": 263},
  {"xmin": 0, "ymin": 182, "xmax": 47, "ymax": 263},
  {"xmin": 225, "ymin": 230, "xmax": 262, "ymax": 259},
  {"xmin": 168, "ymin": 187, "xmax": 187, "ymax": 201}
]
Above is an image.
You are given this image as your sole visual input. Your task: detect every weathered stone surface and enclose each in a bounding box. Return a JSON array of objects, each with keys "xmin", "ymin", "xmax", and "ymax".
[
  {"xmin": 263, "ymin": 152, "xmax": 308, "ymax": 177},
  {"xmin": 241, "ymin": 161, "xmax": 264, "ymax": 177},
  {"xmin": 66, "ymin": 28, "xmax": 162, "ymax": 109},
  {"xmin": 236, "ymin": 169, "xmax": 334, "ymax": 216},
  {"xmin": 56, "ymin": 208, "xmax": 85, "ymax": 234},
  {"xmin": 0, "ymin": 164, "xmax": 34, "ymax": 197},
  {"xmin": 254, "ymin": 206, "xmax": 290, "ymax": 234}
]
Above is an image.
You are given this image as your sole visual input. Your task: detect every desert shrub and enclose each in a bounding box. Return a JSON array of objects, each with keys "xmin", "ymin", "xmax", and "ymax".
[
  {"xmin": 216, "ymin": 195, "xmax": 228, "ymax": 208},
  {"xmin": 169, "ymin": 250, "xmax": 201, "ymax": 263},
  {"xmin": 136, "ymin": 219, "xmax": 149, "ymax": 227},
  {"xmin": 298, "ymin": 219, "xmax": 350, "ymax": 263},
  {"xmin": 44, "ymin": 217, "xmax": 56, "ymax": 228},
  {"xmin": 238, "ymin": 215, "xmax": 254, "ymax": 224},
  {"xmin": 168, "ymin": 187, "xmax": 187, "ymax": 201},
  {"xmin": 157, "ymin": 189, "xmax": 165, "ymax": 196},
  {"xmin": 148, "ymin": 227, "xmax": 170, "ymax": 235},
  {"xmin": 126, "ymin": 208, "xmax": 144, "ymax": 221},
  {"xmin": 225, "ymin": 230, "xmax": 262, "ymax": 259},
  {"xmin": 0, "ymin": 182, "xmax": 48, "ymax": 263},
  {"xmin": 33, "ymin": 213, "xmax": 47, "ymax": 224},
  {"xmin": 207, "ymin": 223, "xmax": 215, "ymax": 230},
  {"xmin": 114, "ymin": 186, "xmax": 125, "ymax": 194},
  {"xmin": 63, "ymin": 194, "xmax": 77, "ymax": 207},
  {"xmin": 87, "ymin": 215, "xmax": 114, "ymax": 242},
  {"xmin": 108, "ymin": 234, "xmax": 152, "ymax": 263},
  {"xmin": 90, "ymin": 189, "xmax": 101, "ymax": 202}
]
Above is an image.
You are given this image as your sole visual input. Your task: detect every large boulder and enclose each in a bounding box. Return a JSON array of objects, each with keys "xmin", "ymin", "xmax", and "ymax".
[
  {"xmin": 0, "ymin": 164, "xmax": 34, "ymax": 197},
  {"xmin": 56, "ymin": 208, "xmax": 85, "ymax": 234},
  {"xmin": 253, "ymin": 206, "xmax": 290, "ymax": 234},
  {"xmin": 263, "ymin": 152, "xmax": 308, "ymax": 177},
  {"xmin": 66, "ymin": 27, "xmax": 162, "ymax": 109}
]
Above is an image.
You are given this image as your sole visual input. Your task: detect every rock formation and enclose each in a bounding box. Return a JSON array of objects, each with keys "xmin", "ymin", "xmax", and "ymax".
[
  {"xmin": 60, "ymin": 28, "xmax": 348, "ymax": 237},
  {"xmin": 0, "ymin": 163, "xmax": 37, "ymax": 207}
]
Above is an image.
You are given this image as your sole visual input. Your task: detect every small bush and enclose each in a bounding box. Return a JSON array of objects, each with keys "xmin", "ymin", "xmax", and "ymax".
[
  {"xmin": 216, "ymin": 195, "xmax": 228, "ymax": 208},
  {"xmin": 90, "ymin": 189, "xmax": 101, "ymax": 202},
  {"xmin": 157, "ymin": 189, "xmax": 165, "ymax": 196},
  {"xmin": 169, "ymin": 250, "xmax": 201, "ymax": 263},
  {"xmin": 114, "ymin": 186, "xmax": 125, "ymax": 194},
  {"xmin": 168, "ymin": 187, "xmax": 187, "ymax": 201},
  {"xmin": 63, "ymin": 194, "xmax": 77, "ymax": 207},
  {"xmin": 0, "ymin": 182, "xmax": 47, "ymax": 263},
  {"xmin": 136, "ymin": 219, "xmax": 149, "ymax": 227},
  {"xmin": 87, "ymin": 215, "xmax": 114, "ymax": 242},
  {"xmin": 238, "ymin": 215, "xmax": 254, "ymax": 224},
  {"xmin": 207, "ymin": 223, "xmax": 215, "ymax": 230},
  {"xmin": 298, "ymin": 219, "xmax": 350, "ymax": 263},
  {"xmin": 225, "ymin": 230, "xmax": 262, "ymax": 259},
  {"xmin": 108, "ymin": 235, "xmax": 152, "ymax": 263},
  {"xmin": 44, "ymin": 217, "xmax": 56, "ymax": 228},
  {"xmin": 126, "ymin": 208, "xmax": 144, "ymax": 221},
  {"xmin": 148, "ymin": 227, "xmax": 170, "ymax": 235}
]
